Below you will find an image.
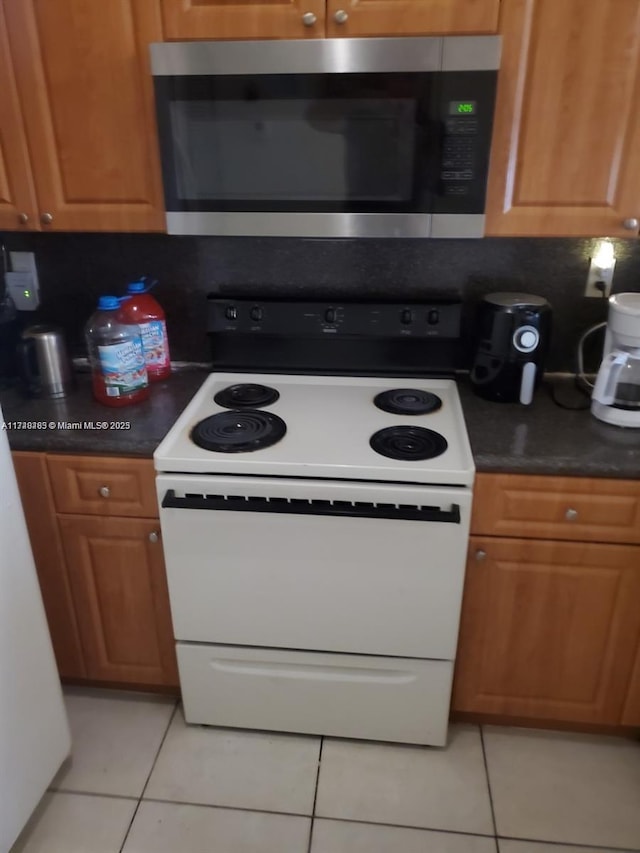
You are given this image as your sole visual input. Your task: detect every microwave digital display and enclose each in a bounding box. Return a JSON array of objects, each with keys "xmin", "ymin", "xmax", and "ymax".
[{"xmin": 449, "ymin": 101, "xmax": 477, "ymax": 115}]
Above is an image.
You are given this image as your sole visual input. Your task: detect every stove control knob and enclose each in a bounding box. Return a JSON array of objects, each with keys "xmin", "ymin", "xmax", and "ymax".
[
  {"xmin": 250, "ymin": 306, "xmax": 263, "ymax": 322},
  {"xmin": 427, "ymin": 309, "xmax": 440, "ymax": 326},
  {"xmin": 225, "ymin": 306, "xmax": 238, "ymax": 321},
  {"xmin": 325, "ymin": 308, "xmax": 336, "ymax": 324},
  {"xmin": 401, "ymin": 309, "xmax": 412, "ymax": 325}
]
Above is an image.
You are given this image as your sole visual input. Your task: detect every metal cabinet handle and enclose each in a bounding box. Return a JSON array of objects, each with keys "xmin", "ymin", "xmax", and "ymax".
[
  {"xmin": 565, "ymin": 507, "xmax": 578, "ymax": 521},
  {"xmin": 40, "ymin": 212, "xmax": 53, "ymax": 225},
  {"xmin": 98, "ymin": 485, "xmax": 110, "ymax": 498},
  {"xmin": 18, "ymin": 213, "xmax": 29, "ymax": 225},
  {"xmin": 301, "ymin": 11, "xmax": 317, "ymax": 25},
  {"xmin": 475, "ymin": 549, "xmax": 487, "ymax": 561},
  {"xmin": 334, "ymin": 8, "xmax": 349, "ymax": 23},
  {"xmin": 148, "ymin": 531, "xmax": 160, "ymax": 543},
  {"xmin": 623, "ymin": 218, "xmax": 639, "ymax": 231}
]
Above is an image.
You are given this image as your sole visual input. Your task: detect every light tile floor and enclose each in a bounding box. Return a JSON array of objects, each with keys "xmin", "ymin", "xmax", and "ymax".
[{"xmin": 10, "ymin": 688, "xmax": 640, "ymax": 853}]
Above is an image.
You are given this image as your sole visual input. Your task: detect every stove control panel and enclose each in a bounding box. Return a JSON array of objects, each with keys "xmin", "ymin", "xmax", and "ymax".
[{"xmin": 209, "ymin": 300, "xmax": 461, "ymax": 339}]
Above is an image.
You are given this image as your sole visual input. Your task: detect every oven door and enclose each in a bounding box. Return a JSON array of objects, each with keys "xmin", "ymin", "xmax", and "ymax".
[
  {"xmin": 150, "ymin": 38, "xmax": 499, "ymax": 238},
  {"xmin": 157, "ymin": 474, "xmax": 472, "ymax": 659}
]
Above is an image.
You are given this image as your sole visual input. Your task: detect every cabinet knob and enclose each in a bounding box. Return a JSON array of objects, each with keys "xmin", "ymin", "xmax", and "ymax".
[
  {"xmin": 333, "ymin": 8, "xmax": 349, "ymax": 23},
  {"xmin": 475, "ymin": 549, "xmax": 487, "ymax": 561},
  {"xmin": 301, "ymin": 11, "xmax": 317, "ymax": 25},
  {"xmin": 18, "ymin": 213, "xmax": 29, "ymax": 225},
  {"xmin": 623, "ymin": 218, "xmax": 639, "ymax": 231},
  {"xmin": 98, "ymin": 485, "xmax": 110, "ymax": 498},
  {"xmin": 40, "ymin": 212, "xmax": 53, "ymax": 225},
  {"xmin": 565, "ymin": 507, "xmax": 579, "ymax": 521},
  {"xmin": 148, "ymin": 531, "xmax": 160, "ymax": 543}
]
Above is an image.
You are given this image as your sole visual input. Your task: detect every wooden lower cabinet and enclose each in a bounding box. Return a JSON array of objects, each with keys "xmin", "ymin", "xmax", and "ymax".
[
  {"xmin": 622, "ymin": 646, "xmax": 640, "ymax": 726},
  {"xmin": 12, "ymin": 452, "xmax": 86, "ymax": 679},
  {"xmin": 58, "ymin": 514, "xmax": 178, "ymax": 688},
  {"xmin": 452, "ymin": 536, "xmax": 640, "ymax": 725}
]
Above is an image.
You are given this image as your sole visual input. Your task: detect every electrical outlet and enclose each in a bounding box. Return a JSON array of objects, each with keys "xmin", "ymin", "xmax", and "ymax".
[
  {"xmin": 585, "ymin": 260, "xmax": 615, "ymax": 298},
  {"xmin": 585, "ymin": 240, "xmax": 616, "ymax": 298},
  {"xmin": 7, "ymin": 251, "xmax": 40, "ymax": 310}
]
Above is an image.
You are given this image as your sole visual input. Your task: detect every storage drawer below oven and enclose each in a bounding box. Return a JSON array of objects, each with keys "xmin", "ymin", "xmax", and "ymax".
[{"xmin": 177, "ymin": 643, "xmax": 453, "ymax": 746}]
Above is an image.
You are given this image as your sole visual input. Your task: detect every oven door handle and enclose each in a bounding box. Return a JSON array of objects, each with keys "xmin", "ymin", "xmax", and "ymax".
[{"xmin": 161, "ymin": 490, "xmax": 461, "ymax": 524}]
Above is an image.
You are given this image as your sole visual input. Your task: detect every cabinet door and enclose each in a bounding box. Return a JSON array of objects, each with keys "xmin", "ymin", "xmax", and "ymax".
[
  {"xmin": 161, "ymin": 0, "xmax": 326, "ymax": 40},
  {"xmin": 452, "ymin": 536, "xmax": 640, "ymax": 724},
  {"xmin": 0, "ymin": 2, "xmax": 38, "ymax": 231},
  {"xmin": 621, "ymin": 645, "xmax": 640, "ymax": 726},
  {"xmin": 58, "ymin": 515, "xmax": 178, "ymax": 688},
  {"xmin": 486, "ymin": 0, "xmax": 640, "ymax": 237},
  {"xmin": 12, "ymin": 452, "xmax": 86, "ymax": 679},
  {"xmin": 326, "ymin": 0, "xmax": 499, "ymax": 37},
  {"xmin": 3, "ymin": 0, "xmax": 165, "ymax": 232}
]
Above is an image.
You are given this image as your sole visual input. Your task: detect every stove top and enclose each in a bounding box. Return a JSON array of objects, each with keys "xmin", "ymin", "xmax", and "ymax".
[{"xmin": 155, "ymin": 373, "xmax": 475, "ymax": 486}]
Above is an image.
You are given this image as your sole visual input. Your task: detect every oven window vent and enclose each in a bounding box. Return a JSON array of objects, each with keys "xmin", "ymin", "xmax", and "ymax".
[{"xmin": 163, "ymin": 490, "xmax": 460, "ymax": 524}]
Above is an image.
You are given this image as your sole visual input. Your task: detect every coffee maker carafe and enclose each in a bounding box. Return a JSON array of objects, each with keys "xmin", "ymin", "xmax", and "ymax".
[{"xmin": 592, "ymin": 293, "xmax": 640, "ymax": 427}]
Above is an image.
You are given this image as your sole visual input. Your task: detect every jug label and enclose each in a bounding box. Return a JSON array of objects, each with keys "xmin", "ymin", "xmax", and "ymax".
[
  {"xmin": 97, "ymin": 340, "xmax": 147, "ymax": 397},
  {"xmin": 139, "ymin": 321, "xmax": 169, "ymax": 368}
]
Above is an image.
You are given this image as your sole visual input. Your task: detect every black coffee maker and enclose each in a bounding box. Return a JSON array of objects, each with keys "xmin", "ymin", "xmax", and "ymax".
[{"xmin": 470, "ymin": 293, "xmax": 552, "ymax": 404}]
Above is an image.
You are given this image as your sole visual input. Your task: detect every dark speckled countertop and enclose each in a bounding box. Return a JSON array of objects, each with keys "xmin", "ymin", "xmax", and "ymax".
[
  {"xmin": 1, "ymin": 369, "xmax": 640, "ymax": 478},
  {"xmin": 0, "ymin": 369, "xmax": 206, "ymax": 457}
]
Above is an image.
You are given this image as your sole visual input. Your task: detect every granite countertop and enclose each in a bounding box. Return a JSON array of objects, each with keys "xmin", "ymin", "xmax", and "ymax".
[
  {"xmin": 2, "ymin": 369, "xmax": 640, "ymax": 478},
  {"xmin": 0, "ymin": 369, "xmax": 206, "ymax": 457}
]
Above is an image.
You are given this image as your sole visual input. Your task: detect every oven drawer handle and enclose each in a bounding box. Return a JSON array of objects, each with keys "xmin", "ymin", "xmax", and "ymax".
[{"xmin": 161, "ymin": 490, "xmax": 461, "ymax": 524}]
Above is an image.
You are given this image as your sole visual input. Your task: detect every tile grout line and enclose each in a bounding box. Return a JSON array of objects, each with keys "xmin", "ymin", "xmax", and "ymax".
[
  {"xmin": 50, "ymin": 789, "xmax": 139, "ymax": 803},
  {"xmin": 130, "ymin": 796, "xmax": 502, "ymax": 838},
  {"xmin": 307, "ymin": 736, "xmax": 324, "ymax": 853},
  {"xmin": 496, "ymin": 836, "xmax": 640, "ymax": 853},
  {"xmin": 479, "ymin": 726, "xmax": 499, "ymax": 840},
  {"xmin": 117, "ymin": 700, "xmax": 179, "ymax": 853}
]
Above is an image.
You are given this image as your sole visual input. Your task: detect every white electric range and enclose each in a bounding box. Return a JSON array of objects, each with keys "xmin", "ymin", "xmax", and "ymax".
[{"xmin": 155, "ymin": 300, "xmax": 474, "ymax": 746}]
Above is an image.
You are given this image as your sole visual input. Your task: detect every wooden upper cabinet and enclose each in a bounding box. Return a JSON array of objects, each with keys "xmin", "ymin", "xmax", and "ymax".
[
  {"xmin": 326, "ymin": 0, "xmax": 500, "ymax": 37},
  {"xmin": 3, "ymin": 0, "xmax": 165, "ymax": 232},
  {"xmin": 486, "ymin": 0, "xmax": 640, "ymax": 237},
  {"xmin": 161, "ymin": 0, "xmax": 327, "ymax": 40},
  {"xmin": 0, "ymin": 2, "xmax": 38, "ymax": 231},
  {"xmin": 452, "ymin": 536, "xmax": 640, "ymax": 724}
]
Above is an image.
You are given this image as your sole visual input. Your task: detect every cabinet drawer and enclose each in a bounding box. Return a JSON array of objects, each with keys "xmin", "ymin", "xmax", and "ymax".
[
  {"xmin": 471, "ymin": 474, "xmax": 640, "ymax": 545},
  {"xmin": 177, "ymin": 643, "xmax": 453, "ymax": 746},
  {"xmin": 47, "ymin": 454, "xmax": 158, "ymax": 518}
]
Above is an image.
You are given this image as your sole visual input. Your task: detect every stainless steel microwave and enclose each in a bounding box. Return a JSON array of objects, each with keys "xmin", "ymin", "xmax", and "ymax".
[{"xmin": 150, "ymin": 37, "xmax": 501, "ymax": 239}]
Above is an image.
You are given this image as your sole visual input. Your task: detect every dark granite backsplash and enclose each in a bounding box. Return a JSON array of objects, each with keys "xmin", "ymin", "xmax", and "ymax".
[{"xmin": 2, "ymin": 232, "xmax": 640, "ymax": 370}]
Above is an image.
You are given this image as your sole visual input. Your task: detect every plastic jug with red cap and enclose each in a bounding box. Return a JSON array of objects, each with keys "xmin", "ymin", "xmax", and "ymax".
[
  {"xmin": 85, "ymin": 296, "xmax": 149, "ymax": 407},
  {"xmin": 119, "ymin": 278, "xmax": 171, "ymax": 382}
]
